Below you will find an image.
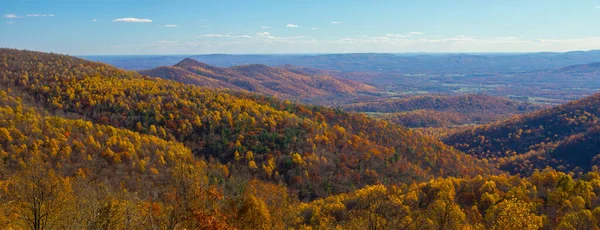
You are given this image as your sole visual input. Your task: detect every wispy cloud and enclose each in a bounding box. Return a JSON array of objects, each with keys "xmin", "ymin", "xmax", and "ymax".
[
  {"xmin": 202, "ymin": 34, "xmax": 229, "ymax": 37},
  {"xmin": 312, "ymin": 28, "xmax": 318, "ymax": 30},
  {"xmin": 330, "ymin": 21, "xmax": 342, "ymax": 24},
  {"xmin": 494, "ymin": 36, "xmax": 518, "ymax": 40},
  {"xmin": 4, "ymin": 14, "xmax": 18, "ymax": 18},
  {"xmin": 257, "ymin": 32, "xmax": 271, "ymax": 37},
  {"xmin": 198, "ymin": 34, "xmax": 251, "ymax": 39},
  {"xmin": 286, "ymin": 24, "xmax": 299, "ymax": 28},
  {"xmin": 27, "ymin": 14, "xmax": 55, "ymax": 17},
  {"xmin": 328, "ymin": 34, "xmax": 600, "ymax": 53},
  {"xmin": 386, "ymin": 32, "xmax": 424, "ymax": 38},
  {"xmin": 7, "ymin": 21, "xmax": 14, "ymax": 24},
  {"xmin": 113, "ymin": 18, "xmax": 152, "ymax": 23},
  {"xmin": 164, "ymin": 24, "xmax": 178, "ymax": 27},
  {"xmin": 595, "ymin": 5, "xmax": 600, "ymax": 8},
  {"xmin": 92, "ymin": 19, "xmax": 97, "ymax": 22},
  {"xmin": 261, "ymin": 26, "xmax": 271, "ymax": 29},
  {"xmin": 386, "ymin": 34, "xmax": 410, "ymax": 38},
  {"xmin": 90, "ymin": 35, "xmax": 600, "ymax": 54}
]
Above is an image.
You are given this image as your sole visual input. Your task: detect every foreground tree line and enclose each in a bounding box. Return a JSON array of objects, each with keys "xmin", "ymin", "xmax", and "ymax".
[{"xmin": 3, "ymin": 156, "xmax": 600, "ymax": 229}]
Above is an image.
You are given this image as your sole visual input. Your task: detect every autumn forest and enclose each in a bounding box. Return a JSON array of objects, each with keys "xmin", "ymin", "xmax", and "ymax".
[{"xmin": 2, "ymin": 47, "xmax": 600, "ymax": 230}]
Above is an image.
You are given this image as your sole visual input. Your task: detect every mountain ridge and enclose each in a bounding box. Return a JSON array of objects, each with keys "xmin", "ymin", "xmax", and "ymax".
[
  {"xmin": 444, "ymin": 92, "xmax": 600, "ymax": 175},
  {"xmin": 140, "ymin": 57, "xmax": 377, "ymax": 101}
]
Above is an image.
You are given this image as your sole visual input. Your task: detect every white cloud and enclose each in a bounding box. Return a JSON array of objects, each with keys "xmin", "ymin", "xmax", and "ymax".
[
  {"xmin": 386, "ymin": 33, "xmax": 410, "ymax": 38},
  {"xmin": 326, "ymin": 35, "xmax": 600, "ymax": 53},
  {"xmin": 165, "ymin": 24, "xmax": 178, "ymax": 27},
  {"xmin": 312, "ymin": 28, "xmax": 318, "ymax": 30},
  {"xmin": 201, "ymin": 34, "xmax": 231, "ymax": 38},
  {"xmin": 386, "ymin": 32, "xmax": 424, "ymax": 38},
  {"xmin": 112, "ymin": 18, "xmax": 152, "ymax": 23},
  {"xmin": 7, "ymin": 21, "xmax": 14, "ymax": 24},
  {"xmin": 257, "ymin": 32, "xmax": 271, "ymax": 36},
  {"xmin": 256, "ymin": 32, "xmax": 279, "ymax": 40},
  {"xmin": 261, "ymin": 26, "xmax": 271, "ymax": 29},
  {"xmin": 286, "ymin": 24, "xmax": 299, "ymax": 28},
  {"xmin": 27, "ymin": 14, "xmax": 55, "ymax": 17},
  {"xmin": 330, "ymin": 21, "xmax": 342, "ymax": 24},
  {"xmin": 4, "ymin": 14, "xmax": 18, "ymax": 18},
  {"xmin": 202, "ymin": 34, "xmax": 223, "ymax": 37},
  {"xmin": 495, "ymin": 36, "xmax": 518, "ymax": 41},
  {"xmin": 92, "ymin": 19, "xmax": 97, "ymax": 22},
  {"xmin": 199, "ymin": 25, "xmax": 208, "ymax": 28},
  {"xmin": 199, "ymin": 34, "xmax": 250, "ymax": 39},
  {"xmin": 595, "ymin": 5, "xmax": 600, "ymax": 8}
]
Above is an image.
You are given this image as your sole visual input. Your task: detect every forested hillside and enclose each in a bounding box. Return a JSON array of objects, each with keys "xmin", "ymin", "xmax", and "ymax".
[
  {"xmin": 0, "ymin": 49, "xmax": 494, "ymax": 200},
  {"xmin": 0, "ymin": 87, "xmax": 235, "ymax": 229},
  {"xmin": 444, "ymin": 92, "xmax": 600, "ymax": 175},
  {"xmin": 139, "ymin": 58, "xmax": 376, "ymax": 102}
]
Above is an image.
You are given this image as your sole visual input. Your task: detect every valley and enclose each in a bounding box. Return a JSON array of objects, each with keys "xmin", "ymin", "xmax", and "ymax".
[{"xmin": 87, "ymin": 52, "xmax": 600, "ymax": 107}]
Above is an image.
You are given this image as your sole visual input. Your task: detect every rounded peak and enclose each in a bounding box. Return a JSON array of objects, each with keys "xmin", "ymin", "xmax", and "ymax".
[
  {"xmin": 174, "ymin": 58, "xmax": 224, "ymax": 72},
  {"xmin": 175, "ymin": 58, "xmax": 206, "ymax": 66}
]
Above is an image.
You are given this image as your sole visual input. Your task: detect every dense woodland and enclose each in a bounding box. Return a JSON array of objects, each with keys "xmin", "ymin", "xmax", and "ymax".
[
  {"xmin": 2, "ymin": 49, "xmax": 600, "ymax": 229},
  {"xmin": 445, "ymin": 92, "xmax": 600, "ymax": 176},
  {"xmin": 0, "ymin": 49, "xmax": 493, "ymax": 195}
]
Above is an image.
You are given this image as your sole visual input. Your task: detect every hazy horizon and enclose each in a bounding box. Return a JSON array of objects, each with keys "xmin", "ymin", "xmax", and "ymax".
[{"xmin": 70, "ymin": 49, "xmax": 597, "ymax": 56}]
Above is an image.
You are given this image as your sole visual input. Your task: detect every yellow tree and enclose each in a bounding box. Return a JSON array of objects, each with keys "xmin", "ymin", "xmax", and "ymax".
[
  {"xmin": 235, "ymin": 194, "xmax": 272, "ymax": 230},
  {"xmin": 485, "ymin": 198, "xmax": 543, "ymax": 230},
  {"xmin": 3, "ymin": 159, "xmax": 75, "ymax": 230}
]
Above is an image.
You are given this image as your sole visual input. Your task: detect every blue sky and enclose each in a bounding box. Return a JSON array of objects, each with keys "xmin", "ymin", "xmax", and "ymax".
[{"xmin": 2, "ymin": 0, "xmax": 600, "ymax": 54}]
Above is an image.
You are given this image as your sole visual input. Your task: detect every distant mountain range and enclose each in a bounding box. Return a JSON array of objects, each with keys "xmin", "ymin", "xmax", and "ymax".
[
  {"xmin": 82, "ymin": 50, "xmax": 600, "ymax": 74},
  {"xmin": 139, "ymin": 58, "xmax": 376, "ymax": 101},
  {"xmin": 189, "ymin": 51, "xmax": 600, "ymax": 74}
]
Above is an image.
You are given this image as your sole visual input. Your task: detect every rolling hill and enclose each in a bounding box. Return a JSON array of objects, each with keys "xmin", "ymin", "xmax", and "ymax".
[
  {"xmin": 444, "ymin": 92, "xmax": 600, "ymax": 175},
  {"xmin": 139, "ymin": 58, "xmax": 376, "ymax": 102}
]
